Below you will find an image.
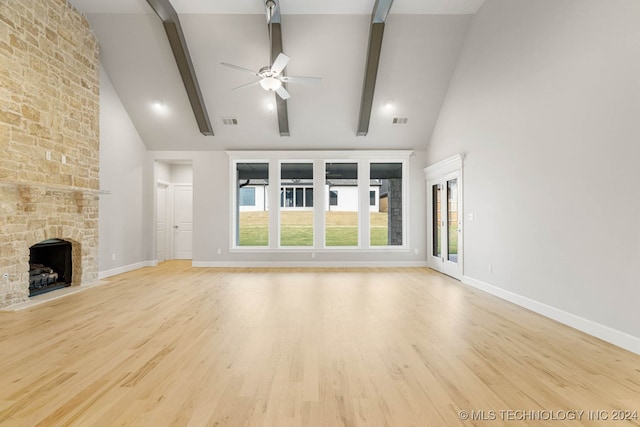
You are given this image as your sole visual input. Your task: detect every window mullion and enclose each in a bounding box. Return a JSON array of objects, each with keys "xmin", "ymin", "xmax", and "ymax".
[
  {"xmin": 269, "ymin": 159, "xmax": 280, "ymax": 249},
  {"xmin": 359, "ymin": 160, "xmax": 370, "ymax": 249},
  {"xmin": 313, "ymin": 160, "xmax": 325, "ymax": 248}
]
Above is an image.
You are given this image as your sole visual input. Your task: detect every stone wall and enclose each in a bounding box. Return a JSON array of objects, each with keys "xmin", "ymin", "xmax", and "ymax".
[
  {"xmin": 388, "ymin": 178, "xmax": 403, "ymax": 246},
  {"xmin": 0, "ymin": 0, "xmax": 99, "ymax": 307}
]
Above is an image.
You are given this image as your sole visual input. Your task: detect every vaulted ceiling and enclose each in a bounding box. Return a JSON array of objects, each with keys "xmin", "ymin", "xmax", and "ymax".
[{"xmin": 69, "ymin": 0, "xmax": 484, "ymax": 151}]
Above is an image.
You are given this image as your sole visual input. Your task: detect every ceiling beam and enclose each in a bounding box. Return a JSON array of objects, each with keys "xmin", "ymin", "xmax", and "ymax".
[
  {"xmin": 357, "ymin": 0, "xmax": 394, "ymax": 137},
  {"xmin": 146, "ymin": 0, "xmax": 214, "ymax": 136},
  {"xmin": 267, "ymin": 3, "xmax": 290, "ymax": 137}
]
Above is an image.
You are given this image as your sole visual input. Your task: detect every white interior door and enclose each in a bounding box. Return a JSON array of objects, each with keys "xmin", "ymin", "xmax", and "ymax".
[
  {"xmin": 427, "ymin": 171, "xmax": 462, "ymax": 280},
  {"xmin": 156, "ymin": 183, "xmax": 168, "ymax": 261},
  {"xmin": 173, "ymin": 185, "xmax": 193, "ymax": 259}
]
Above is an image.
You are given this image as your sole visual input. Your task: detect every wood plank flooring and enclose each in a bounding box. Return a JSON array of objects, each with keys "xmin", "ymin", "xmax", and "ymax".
[{"xmin": 1, "ymin": 261, "xmax": 639, "ymax": 426}]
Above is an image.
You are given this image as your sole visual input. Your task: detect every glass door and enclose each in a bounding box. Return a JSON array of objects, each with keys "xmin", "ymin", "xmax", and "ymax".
[{"xmin": 427, "ymin": 171, "xmax": 462, "ymax": 279}]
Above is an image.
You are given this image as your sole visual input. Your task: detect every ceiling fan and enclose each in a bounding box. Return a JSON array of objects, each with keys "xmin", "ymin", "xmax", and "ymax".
[{"xmin": 220, "ymin": 0, "xmax": 321, "ymax": 100}]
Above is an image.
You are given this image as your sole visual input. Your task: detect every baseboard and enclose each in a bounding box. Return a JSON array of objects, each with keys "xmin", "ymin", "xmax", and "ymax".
[
  {"xmin": 462, "ymin": 275, "xmax": 640, "ymax": 355},
  {"xmin": 192, "ymin": 261, "xmax": 429, "ymax": 268},
  {"xmin": 99, "ymin": 260, "xmax": 157, "ymax": 279},
  {"xmin": 1, "ymin": 280, "xmax": 110, "ymax": 312}
]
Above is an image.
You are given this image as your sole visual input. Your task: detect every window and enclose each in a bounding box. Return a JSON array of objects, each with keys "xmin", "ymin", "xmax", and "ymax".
[
  {"xmin": 280, "ymin": 186, "xmax": 311, "ymax": 208},
  {"xmin": 447, "ymin": 179, "xmax": 458, "ymax": 262},
  {"xmin": 326, "ymin": 163, "xmax": 358, "ymax": 247},
  {"xmin": 432, "ymin": 184, "xmax": 441, "ymax": 257},
  {"xmin": 370, "ymin": 163, "xmax": 403, "ymax": 246},
  {"xmin": 295, "ymin": 188, "xmax": 304, "ymax": 207},
  {"xmin": 230, "ymin": 152, "xmax": 409, "ymax": 250},
  {"xmin": 305, "ymin": 188, "xmax": 313, "ymax": 207},
  {"xmin": 329, "ymin": 191, "xmax": 338, "ymax": 206},
  {"xmin": 280, "ymin": 163, "xmax": 313, "ymax": 246},
  {"xmin": 239, "ymin": 187, "xmax": 255, "ymax": 206},
  {"xmin": 284, "ymin": 187, "xmax": 294, "ymax": 207},
  {"xmin": 236, "ymin": 162, "xmax": 268, "ymax": 246}
]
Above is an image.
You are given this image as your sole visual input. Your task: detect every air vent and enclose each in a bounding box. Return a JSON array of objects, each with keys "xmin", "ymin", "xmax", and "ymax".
[
  {"xmin": 222, "ymin": 117, "xmax": 239, "ymax": 125},
  {"xmin": 392, "ymin": 117, "xmax": 408, "ymax": 125}
]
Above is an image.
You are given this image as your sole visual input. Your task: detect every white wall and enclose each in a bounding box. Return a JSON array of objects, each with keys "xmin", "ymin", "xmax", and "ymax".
[
  {"xmin": 99, "ymin": 67, "xmax": 153, "ymax": 276},
  {"xmin": 323, "ymin": 186, "xmax": 380, "ymax": 212},
  {"xmin": 156, "ymin": 161, "xmax": 171, "ymax": 183},
  {"xmin": 148, "ymin": 151, "xmax": 428, "ymax": 266},
  {"xmin": 155, "ymin": 162, "xmax": 192, "ymax": 184},
  {"xmin": 170, "ymin": 164, "xmax": 193, "ymax": 183},
  {"xmin": 325, "ymin": 186, "xmax": 358, "ymax": 212},
  {"xmin": 427, "ymin": 0, "xmax": 640, "ymax": 352}
]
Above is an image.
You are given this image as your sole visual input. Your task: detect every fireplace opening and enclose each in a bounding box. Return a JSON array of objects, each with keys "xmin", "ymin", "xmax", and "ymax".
[{"xmin": 29, "ymin": 239, "xmax": 72, "ymax": 297}]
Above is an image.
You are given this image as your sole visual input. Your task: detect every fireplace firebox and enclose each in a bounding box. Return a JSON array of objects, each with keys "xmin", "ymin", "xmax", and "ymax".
[{"xmin": 29, "ymin": 239, "xmax": 72, "ymax": 297}]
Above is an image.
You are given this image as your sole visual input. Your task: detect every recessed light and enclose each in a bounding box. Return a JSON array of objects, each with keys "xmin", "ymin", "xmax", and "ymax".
[
  {"xmin": 266, "ymin": 102, "xmax": 275, "ymax": 113},
  {"xmin": 151, "ymin": 100, "xmax": 168, "ymax": 115},
  {"xmin": 383, "ymin": 101, "xmax": 394, "ymax": 111}
]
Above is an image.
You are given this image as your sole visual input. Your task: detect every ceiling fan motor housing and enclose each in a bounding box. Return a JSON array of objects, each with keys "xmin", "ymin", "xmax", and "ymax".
[{"xmin": 258, "ymin": 66, "xmax": 275, "ymax": 78}]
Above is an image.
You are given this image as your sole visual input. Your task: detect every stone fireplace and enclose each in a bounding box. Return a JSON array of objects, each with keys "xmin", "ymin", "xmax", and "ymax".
[
  {"xmin": 0, "ymin": 184, "xmax": 99, "ymax": 306},
  {"xmin": 29, "ymin": 239, "xmax": 73, "ymax": 296},
  {"xmin": 0, "ymin": 0, "xmax": 100, "ymax": 307}
]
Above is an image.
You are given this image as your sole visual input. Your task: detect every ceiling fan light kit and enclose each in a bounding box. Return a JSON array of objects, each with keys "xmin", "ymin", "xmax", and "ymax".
[{"xmin": 259, "ymin": 77, "xmax": 282, "ymax": 91}]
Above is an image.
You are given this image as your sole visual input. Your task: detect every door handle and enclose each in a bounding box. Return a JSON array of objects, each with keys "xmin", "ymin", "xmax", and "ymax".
[{"xmin": 174, "ymin": 225, "xmax": 179, "ymax": 229}]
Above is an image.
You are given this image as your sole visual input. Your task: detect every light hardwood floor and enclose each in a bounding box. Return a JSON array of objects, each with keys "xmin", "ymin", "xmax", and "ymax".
[{"xmin": 1, "ymin": 261, "xmax": 639, "ymax": 426}]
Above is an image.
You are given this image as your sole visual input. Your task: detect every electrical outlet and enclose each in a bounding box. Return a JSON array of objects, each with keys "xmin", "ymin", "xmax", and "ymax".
[
  {"xmin": 488, "ymin": 264, "xmax": 493, "ymax": 274},
  {"xmin": 311, "ymin": 252, "xmax": 316, "ymax": 259},
  {"xmin": 414, "ymin": 248, "xmax": 419, "ymax": 254},
  {"xmin": 112, "ymin": 253, "xmax": 116, "ymax": 261},
  {"xmin": 217, "ymin": 248, "xmax": 222, "ymax": 255},
  {"xmin": 45, "ymin": 151, "xmax": 51, "ymax": 161},
  {"xmin": 61, "ymin": 154, "xmax": 66, "ymax": 164}
]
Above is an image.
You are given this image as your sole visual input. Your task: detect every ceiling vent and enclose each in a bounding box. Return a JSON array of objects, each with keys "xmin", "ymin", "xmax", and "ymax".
[
  {"xmin": 392, "ymin": 117, "xmax": 408, "ymax": 125},
  {"xmin": 222, "ymin": 118, "xmax": 239, "ymax": 125}
]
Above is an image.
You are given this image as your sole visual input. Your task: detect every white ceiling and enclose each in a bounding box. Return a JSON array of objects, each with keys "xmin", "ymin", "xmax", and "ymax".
[
  {"xmin": 69, "ymin": 0, "xmax": 483, "ymax": 151},
  {"xmin": 70, "ymin": 0, "xmax": 486, "ymax": 15}
]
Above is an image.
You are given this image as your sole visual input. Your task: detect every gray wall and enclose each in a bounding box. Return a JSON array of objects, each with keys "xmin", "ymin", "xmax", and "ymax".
[
  {"xmin": 148, "ymin": 151, "xmax": 428, "ymax": 266},
  {"xmin": 427, "ymin": 0, "xmax": 640, "ymax": 345},
  {"xmin": 99, "ymin": 68, "xmax": 153, "ymax": 274}
]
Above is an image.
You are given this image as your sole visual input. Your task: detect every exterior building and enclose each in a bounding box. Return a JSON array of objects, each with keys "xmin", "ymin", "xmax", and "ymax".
[{"xmin": 239, "ymin": 181, "xmax": 382, "ymax": 213}]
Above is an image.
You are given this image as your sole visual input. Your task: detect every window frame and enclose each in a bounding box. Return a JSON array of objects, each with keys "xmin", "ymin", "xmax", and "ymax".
[{"xmin": 228, "ymin": 151, "xmax": 411, "ymax": 252}]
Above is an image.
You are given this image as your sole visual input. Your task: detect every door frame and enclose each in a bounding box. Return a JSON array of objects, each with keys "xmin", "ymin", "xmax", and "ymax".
[
  {"xmin": 156, "ymin": 182, "xmax": 170, "ymax": 261},
  {"xmin": 424, "ymin": 154, "xmax": 464, "ymax": 279}
]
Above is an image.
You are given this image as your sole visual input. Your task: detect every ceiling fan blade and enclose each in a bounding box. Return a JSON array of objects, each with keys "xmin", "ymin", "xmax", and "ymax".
[
  {"xmin": 280, "ymin": 76, "xmax": 322, "ymax": 85},
  {"xmin": 232, "ymin": 81, "xmax": 261, "ymax": 90},
  {"xmin": 276, "ymin": 86, "xmax": 290, "ymax": 100},
  {"xmin": 220, "ymin": 62, "xmax": 259, "ymax": 76},
  {"xmin": 270, "ymin": 53, "xmax": 289, "ymax": 75}
]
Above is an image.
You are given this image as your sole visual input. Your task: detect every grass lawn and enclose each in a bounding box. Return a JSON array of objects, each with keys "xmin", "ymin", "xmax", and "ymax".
[
  {"xmin": 434, "ymin": 225, "xmax": 458, "ymax": 256},
  {"xmin": 238, "ymin": 211, "xmax": 391, "ymax": 246},
  {"xmin": 448, "ymin": 222, "xmax": 458, "ymax": 255}
]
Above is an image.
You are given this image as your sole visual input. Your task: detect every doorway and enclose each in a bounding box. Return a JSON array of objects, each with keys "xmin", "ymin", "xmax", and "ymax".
[
  {"xmin": 424, "ymin": 155, "xmax": 463, "ymax": 280},
  {"xmin": 155, "ymin": 161, "xmax": 193, "ymax": 261}
]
